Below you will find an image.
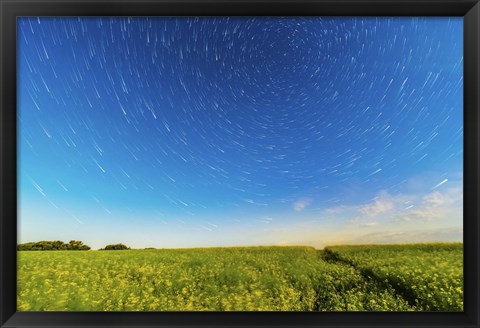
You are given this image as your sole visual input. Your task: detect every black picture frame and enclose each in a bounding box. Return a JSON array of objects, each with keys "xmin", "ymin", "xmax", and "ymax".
[{"xmin": 1, "ymin": 0, "xmax": 479, "ymax": 327}]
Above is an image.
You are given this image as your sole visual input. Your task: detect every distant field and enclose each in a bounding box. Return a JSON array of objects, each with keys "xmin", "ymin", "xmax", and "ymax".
[{"xmin": 17, "ymin": 243, "xmax": 463, "ymax": 311}]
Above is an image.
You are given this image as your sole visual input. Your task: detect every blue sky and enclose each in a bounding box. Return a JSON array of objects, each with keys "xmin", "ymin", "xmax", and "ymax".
[{"xmin": 18, "ymin": 17, "xmax": 463, "ymax": 249}]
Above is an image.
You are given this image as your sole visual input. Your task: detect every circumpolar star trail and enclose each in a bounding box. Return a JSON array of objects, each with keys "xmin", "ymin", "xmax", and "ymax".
[{"xmin": 18, "ymin": 17, "xmax": 463, "ymax": 249}]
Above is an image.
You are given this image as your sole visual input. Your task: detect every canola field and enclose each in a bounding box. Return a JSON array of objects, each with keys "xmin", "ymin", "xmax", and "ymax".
[{"xmin": 17, "ymin": 243, "xmax": 463, "ymax": 311}]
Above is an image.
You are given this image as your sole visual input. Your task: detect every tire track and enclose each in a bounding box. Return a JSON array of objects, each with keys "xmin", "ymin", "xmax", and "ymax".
[{"xmin": 319, "ymin": 249, "xmax": 419, "ymax": 309}]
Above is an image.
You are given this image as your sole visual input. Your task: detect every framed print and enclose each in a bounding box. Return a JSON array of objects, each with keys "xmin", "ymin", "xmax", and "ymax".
[{"xmin": 1, "ymin": 0, "xmax": 479, "ymax": 327}]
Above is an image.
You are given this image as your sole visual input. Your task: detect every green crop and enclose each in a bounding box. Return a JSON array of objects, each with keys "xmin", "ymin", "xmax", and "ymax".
[
  {"xmin": 324, "ymin": 243, "xmax": 463, "ymax": 311},
  {"xmin": 17, "ymin": 243, "xmax": 462, "ymax": 311}
]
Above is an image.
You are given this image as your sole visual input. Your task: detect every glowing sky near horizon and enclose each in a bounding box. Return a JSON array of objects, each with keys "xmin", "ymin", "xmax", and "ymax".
[{"xmin": 18, "ymin": 17, "xmax": 463, "ymax": 249}]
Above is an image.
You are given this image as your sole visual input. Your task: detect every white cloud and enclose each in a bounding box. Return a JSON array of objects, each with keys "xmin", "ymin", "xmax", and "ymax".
[
  {"xmin": 359, "ymin": 191, "xmax": 394, "ymax": 217},
  {"xmin": 396, "ymin": 187, "xmax": 462, "ymax": 222},
  {"xmin": 351, "ymin": 227, "xmax": 462, "ymax": 244},
  {"xmin": 348, "ymin": 184, "xmax": 462, "ymax": 229},
  {"xmin": 360, "ymin": 221, "xmax": 379, "ymax": 228},
  {"xmin": 325, "ymin": 205, "xmax": 347, "ymax": 214},
  {"xmin": 258, "ymin": 217, "xmax": 273, "ymax": 224},
  {"xmin": 293, "ymin": 198, "xmax": 312, "ymax": 212},
  {"xmin": 423, "ymin": 191, "xmax": 453, "ymax": 207},
  {"xmin": 408, "ymin": 207, "xmax": 444, "ymax": 220}
]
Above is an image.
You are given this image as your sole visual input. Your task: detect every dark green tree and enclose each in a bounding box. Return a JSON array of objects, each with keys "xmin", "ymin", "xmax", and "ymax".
[
  {"xmin": 66, "ymin": 240, "xmax": 91, "ymax": 250},
  {"xmin": 100, "ymin": 243, "xmax": 130, "ymax": 250},
  {"xmin": 17, "ymin": 240, "xmax": 91, "ymax": 251}
]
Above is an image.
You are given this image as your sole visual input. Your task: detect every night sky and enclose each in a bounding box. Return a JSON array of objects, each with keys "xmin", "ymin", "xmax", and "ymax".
[{"xmin": 18, "ymin": 17, "xmax": 463, "ymax": 249}]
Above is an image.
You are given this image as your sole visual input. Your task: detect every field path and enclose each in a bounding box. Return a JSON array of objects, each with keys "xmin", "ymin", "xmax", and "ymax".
[
  {"xmin": 318, "ymin": 249, "xmax": 415, "ymax": 308},
  {"xmin": 320, "ymin": 243, "xmax": 463, "ymax": 311}
]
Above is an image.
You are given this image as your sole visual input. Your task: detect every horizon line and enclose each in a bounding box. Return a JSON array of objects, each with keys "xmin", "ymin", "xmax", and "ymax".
[{"xmin": 16, "ymin": 240, "xmax": 464, "ymax": 251}]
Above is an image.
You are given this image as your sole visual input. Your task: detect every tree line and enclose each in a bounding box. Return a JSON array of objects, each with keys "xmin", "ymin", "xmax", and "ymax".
[
  {"xmin": 17, "ymin": 240, "xmax": 91, "ymax": 251},
  {"xmin": 17, "ymin": 241, "xmax": 131, "ymax": 251}
]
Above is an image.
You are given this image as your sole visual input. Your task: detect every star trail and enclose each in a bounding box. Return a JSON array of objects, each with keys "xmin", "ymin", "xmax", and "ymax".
[{"xmin": 18, "ymin": 17, "xmax": 463, "ymax": 249}]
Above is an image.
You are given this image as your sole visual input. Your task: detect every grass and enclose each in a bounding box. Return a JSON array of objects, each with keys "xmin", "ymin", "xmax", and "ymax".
[{"xmin": 17, "ymin": 243, "xmax": 463, "ymax": 311}]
